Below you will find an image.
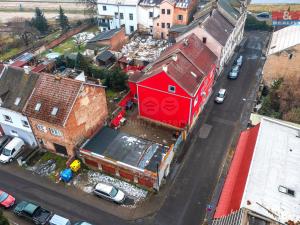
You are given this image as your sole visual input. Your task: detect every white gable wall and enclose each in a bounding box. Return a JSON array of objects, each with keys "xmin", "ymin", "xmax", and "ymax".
[{"xmin": 0, "ymin": 107, "xmax": 37, "ymax": 147}]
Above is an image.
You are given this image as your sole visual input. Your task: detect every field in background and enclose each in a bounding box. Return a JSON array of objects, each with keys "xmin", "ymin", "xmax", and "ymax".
[{"xmin": 248, "ymin": 4, "xmax": 300, "ymax": 12}]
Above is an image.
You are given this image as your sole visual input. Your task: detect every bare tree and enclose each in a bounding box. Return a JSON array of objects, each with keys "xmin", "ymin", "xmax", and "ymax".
[
  {"xmin": 76, "ymin": 0, "xmax": 97, "ymax": 18},
  {"xmin": 73, "ymin": 32, "xmax": 89, "ymax": 51},
  {"xmin": 8, "ymin": 17, "xmax": 39, "ymax": 46}
]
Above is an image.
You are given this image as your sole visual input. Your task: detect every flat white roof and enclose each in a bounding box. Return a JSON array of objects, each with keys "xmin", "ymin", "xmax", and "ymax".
[
  {"xmin": 268, "ymin": 25, "xmax": 300, "ymax": 55},
  {"xmin": 241, "ymin": 117, "xmax": 300, "ymax": 223}
]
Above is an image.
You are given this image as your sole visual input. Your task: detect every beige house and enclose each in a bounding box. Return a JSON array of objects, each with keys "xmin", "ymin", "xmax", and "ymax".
[
  {"xmin": 263, "ymin": 25, "xmax": 300, "ymax": 86},
  {"xmin": 175, "ymin": 0, "xmax": 247, "ymax": 74},
  {"xmin": 153, "ymin": 0, "xmax": 197, "ymax": 39}
]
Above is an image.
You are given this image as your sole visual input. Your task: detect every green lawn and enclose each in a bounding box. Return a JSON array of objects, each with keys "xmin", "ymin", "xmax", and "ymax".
[
  {"xmin": 0, "ymin": 47, "xmax": 22, "ymax": 61},
  {"xmin": 106, "ymin": 89, "xmax": 118, "ymax": 98},
  {"xmin": 52, "ymin": 37, "xmax": 86, "ymax": 54}
]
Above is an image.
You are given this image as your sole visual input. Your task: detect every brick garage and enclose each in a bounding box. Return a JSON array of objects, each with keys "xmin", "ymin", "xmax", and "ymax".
[
  {"xmin": 80, "ymin": 127, "xmax": 175, "ymax": 190},
  {"xmin": 24, "ymin": 74, "xmax": 108, "ymax": 157}
]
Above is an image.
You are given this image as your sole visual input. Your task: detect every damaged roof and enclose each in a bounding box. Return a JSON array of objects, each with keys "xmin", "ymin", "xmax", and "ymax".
[
  {"xmin": 203, "ymin": 10, "xmax": 234, "ymax": 46},
  {"xmin": 81, "ymin": 127, "xmax": 168, "ymax": 172},
  {"xmin": 88, "ymin": 28, "xmax": 122, "ymax": 43},
  {"xmin": 23, "ymin": 74, "xmax": 83, "ymax": 126},
  {"xmin": 96, "ymin": 50, "xmax": 115, "ymax": 62},
  {"xmin": 138, "ymin": 34, "xmax": 217, "ymax": 96},
  {"xmin": 0, "ymin": 66, "xmax": 39, "ymax": 112}
]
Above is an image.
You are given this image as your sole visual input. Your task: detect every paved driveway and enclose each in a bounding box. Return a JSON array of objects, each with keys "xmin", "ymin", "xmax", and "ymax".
[{"xmin": 0, "ymin": 31, "xmax": 269, "ymax": 225}]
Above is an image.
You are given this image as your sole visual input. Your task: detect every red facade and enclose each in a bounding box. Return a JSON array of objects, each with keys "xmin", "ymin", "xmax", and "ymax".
[{"xmin": 129, "ymin": 34, "xmax": 217, "ymax": 129}]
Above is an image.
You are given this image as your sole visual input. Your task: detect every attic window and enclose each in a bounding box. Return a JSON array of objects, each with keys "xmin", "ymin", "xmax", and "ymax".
[
  {"xmin": 289, "ymin": 53, "xmax": 293, "ymax": 59},
  {"xmin": 168, "ymin": 85, "xmax": 176, "ymax": 93},
  {"xmin": 202, "ymin": 37, "xmax": 207, "ymax": 44},
  {"xmin": 35, "ymin": 103, "xmax": 41, "ymax": 111},
  {"xmin": 14, "ymin": 97, "xmax": 21, "ymax": 106},
  {"xmin": 278, "ymin": 185, "xmax": 295, "ymax": 197},
  {"xmin": 51, "ymin": 107, "xmax": 59, "ymax": 116}
]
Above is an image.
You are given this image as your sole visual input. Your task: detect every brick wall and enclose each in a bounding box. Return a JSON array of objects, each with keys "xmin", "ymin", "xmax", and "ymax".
[
  {"xmin": 263, "ymin": 45, "xmax": 300, "ymax": 86},
  {"xmin": 81, "ymin": 152, "xmax": 157, "ymax": 190},
  {"xmin": 29, "ymin": 84, "xmax": 108, "ymax": 157}
]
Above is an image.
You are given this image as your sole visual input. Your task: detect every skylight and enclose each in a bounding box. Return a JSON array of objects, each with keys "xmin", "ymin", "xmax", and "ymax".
[
  {"xmin": 51, "ymin": 107, "xmax": 59, "ymax": 116},
  {"xmin": 35, "ymin": 103, "xmax": 41, "ymax": 111},
  {"xmin": 14, "ymin": 97, "xmax": 21, "ymax": 106},
  {"xmin": 191, "ymin": 71, "xmax": 197, "ymax": 78}
]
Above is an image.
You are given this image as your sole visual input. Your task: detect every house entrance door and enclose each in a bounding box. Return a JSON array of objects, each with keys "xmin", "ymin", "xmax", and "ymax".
[{"xmin": 54, "ymin": 143, "xmax": 68, "ymax": 156}]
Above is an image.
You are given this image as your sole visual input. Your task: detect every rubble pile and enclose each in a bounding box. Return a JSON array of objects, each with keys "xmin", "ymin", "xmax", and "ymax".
[{"xmin": 121, "ymin": 35, "xmax": 168, "ymax": 63}]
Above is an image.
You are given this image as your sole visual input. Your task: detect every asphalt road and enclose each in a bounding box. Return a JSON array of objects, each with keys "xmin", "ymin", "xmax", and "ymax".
[{"xmin": 0, "ymin": 31, "xmax": 269, "ymax": 225}]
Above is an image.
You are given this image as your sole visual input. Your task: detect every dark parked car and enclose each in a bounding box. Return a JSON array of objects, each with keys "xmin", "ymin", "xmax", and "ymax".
[
  {"xmin": 0, "ymin": 135, "xmax": 11, "ymax": 154},
  {"xmin": 13, "ymin": 201, "xmax": 52, "ymax": 225}
]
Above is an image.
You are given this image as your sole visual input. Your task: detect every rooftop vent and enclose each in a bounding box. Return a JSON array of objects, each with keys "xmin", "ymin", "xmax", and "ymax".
[
  {"xmin": 296, "ymin": 130, "xmax": 300, "ymax": 138},
  {"xmin": 24, "ymin": 66, "xmax": 31, "ymax": 75},
  {"xmin": 172, "ymin": 54, "xmax": 178, "ymax": 62},
  {"xmin": 183, "ymin": 38, "xmax": 189, "ymax": 46},
  {"xmin": 162, "ymin": 65, "xmax": 168, "ymax": 72}
]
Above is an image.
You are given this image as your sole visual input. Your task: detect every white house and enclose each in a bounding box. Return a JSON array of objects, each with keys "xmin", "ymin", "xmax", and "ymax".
[
  {"xmin": 175, "ymin": 0, "xmax": 247, "ymax": 75},
  {"xmin": 137, "ymin": 0, "xmax": 161, "ymax": 34},
  {"xmin": 97, "ymin": 0, "xmax": 139, "ymax": 35},
  {"xmin": 0, "ymin": 66, "xmax": 39, "ymax": 147},
  {"xmin": 213, "ymin": 116, "xmax": 300, "ymax": 225}
]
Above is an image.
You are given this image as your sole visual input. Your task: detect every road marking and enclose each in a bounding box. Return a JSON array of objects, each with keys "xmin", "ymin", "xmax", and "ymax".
[{"xmin": 198, "ymin": 124, "xmax": 212, "ymax": 139}]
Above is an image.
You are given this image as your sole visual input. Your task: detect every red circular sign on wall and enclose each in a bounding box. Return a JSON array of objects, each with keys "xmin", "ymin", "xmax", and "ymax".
[{"xmin": 161, "ymin": 96, "xmax": 179, "ymax": 116}]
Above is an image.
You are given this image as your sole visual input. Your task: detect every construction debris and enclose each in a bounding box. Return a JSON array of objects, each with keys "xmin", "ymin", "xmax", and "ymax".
[{"xmin": 121, "ymin": 35, "xmax": 168, "ymax": 64}]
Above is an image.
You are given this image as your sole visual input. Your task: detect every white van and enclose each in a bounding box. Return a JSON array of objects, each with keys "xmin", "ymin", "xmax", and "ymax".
[
  {"xmin": 0, "ymin": 137, "xmax": 24, "ymax": 163},
  {"xmin": 49, "ymin": 214, "xmax": 71, "ymax": 225}
]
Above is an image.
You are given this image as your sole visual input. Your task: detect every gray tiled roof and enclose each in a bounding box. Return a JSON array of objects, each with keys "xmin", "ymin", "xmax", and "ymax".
[
  {"xmin": 0, "ymin": 66, "xmax": 39, "ymax": 112},
  {"xmin": 203, "ymin": 9, "xmax": 234, "ymax": 46},
  {"xmin": 218, "ymin": 0, "xmax": 241, "ymax": 20},
  {"xmin": 96, "ymin": 50, "xmax": 114, "ymax": 62},
  {"xmin": 88, "ymin": 28, "xmax": 122, "ymax": 43}
]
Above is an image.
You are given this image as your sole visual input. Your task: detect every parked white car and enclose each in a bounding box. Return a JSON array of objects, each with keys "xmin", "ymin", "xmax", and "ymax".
[
  {"xmin": 236, "ymin": 55, "xmax": 243, "ymax": 66},
  {"xmin": 93, "ymin": 183, "xmax": 125, "ymax": 204},
  {"xmin": 0, "ymin": 137, "xmax": 25, "ymax": 163},
  {"xmin": 49, "ymin": 214, "xmax": 71, "ymax": 225},
  {"xmin": 215, "ymin": 88, "xmax": 227, "ymax": 104}
]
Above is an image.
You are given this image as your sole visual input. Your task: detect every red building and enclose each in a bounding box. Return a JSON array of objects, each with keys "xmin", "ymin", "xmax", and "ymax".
[{"xmin": 129, "ymin": 34, "xmax": 217, "ymax": 129}]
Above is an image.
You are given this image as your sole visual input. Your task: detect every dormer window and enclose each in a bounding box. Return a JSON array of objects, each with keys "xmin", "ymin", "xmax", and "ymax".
[
  {"xmin": 51, "ymin": 107, "xmax": 59, "ymax": 116},
  {"xmin": 168, "ymin": 85, "xmax": 176, "ymax": 93},
  {"xmin": 14, "ymin": 97, "xmax": 21, "ymax": 106},
  {"xmin": 35, "ymin": 103, "xmax": 41, "ymax": 111}
]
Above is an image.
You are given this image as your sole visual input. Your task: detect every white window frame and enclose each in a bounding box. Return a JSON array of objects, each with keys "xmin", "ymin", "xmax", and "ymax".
[
  {"xmin": 21, "ymin": 120, "xmax": 29, "ymax": 128},
  {"xmin": 51, "ymin": 107, "xmax": 59, "ymax": 116},
  {"xmin": 49, "ymin": 128, "xmax": 63, "ymax": 137},
  {"xmin": 168, "ymin": 85, "xmax": 176, "ymax": 93},
  {"xmin": 35, "ymin": 103, "xmax": 41, "ymax": 111},
  {"xmin": 37, "ymin": 124, "xmax": 47, "ymax": 133},
  {"xmin": 3, "ymin": 115, "xmax": 12, "ymax": 123}
]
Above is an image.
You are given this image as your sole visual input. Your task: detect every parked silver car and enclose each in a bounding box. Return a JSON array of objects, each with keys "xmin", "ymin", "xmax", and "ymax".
[
  {"xmin": 93, "ymin": 183, "xmax": 125, "ymax": 204},
  {"xmin": 215, "ymin": 88, "xmax": 227, "ymax": 104}
]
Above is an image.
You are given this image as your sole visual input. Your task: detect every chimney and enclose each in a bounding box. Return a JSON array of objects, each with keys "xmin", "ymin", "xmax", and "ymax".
[
  {"xmin": 162, "ymin": 64, "xmax": 168, "ymax": 72},
  {"xmin": 183, "ymin": 38, "xmax": 189, "ymax": 46},
  {"xmin": 172, "ymin": 54, "xmax": 178, "ymax": 62},
  {"xmin": 54, "ymin": 75, "xmax": 62, "ymax": 81},
  {"xmin": 23, "ymin": 65, "xmax": 31, "ymax": 75}
]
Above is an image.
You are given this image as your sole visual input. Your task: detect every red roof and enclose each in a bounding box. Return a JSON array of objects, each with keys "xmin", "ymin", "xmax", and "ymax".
[
  {"xmin": 10, "ymin": 60, "xmax": 27, "ymax": 68},
  {"xmin": 214, "ymin": 124, "xmax": 260, "ymax": 218},
  {"xmin": 24, "ymin": 74, "xmax": 83, "ymax": 126},
  {"xmin": 139, "ymin": 34, "xmax": 217, "ymax": 96}
]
